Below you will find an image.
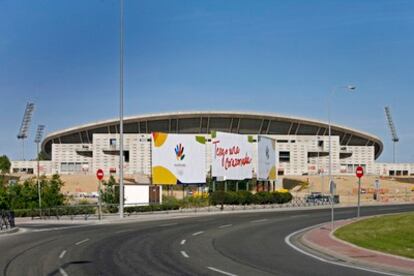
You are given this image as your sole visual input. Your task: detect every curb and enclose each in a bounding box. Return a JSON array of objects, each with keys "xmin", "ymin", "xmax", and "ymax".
[{"xmin": 292, "ymin": 218, "xmax": 414, "ymax": 275}]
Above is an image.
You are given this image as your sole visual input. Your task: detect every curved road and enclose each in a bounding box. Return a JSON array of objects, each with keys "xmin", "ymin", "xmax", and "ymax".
[{"xmin": 1, "ymin": 204, "xmax": 413, "ymax": 276}]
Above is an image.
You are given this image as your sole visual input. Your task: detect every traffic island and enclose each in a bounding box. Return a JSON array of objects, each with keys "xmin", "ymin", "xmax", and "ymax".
[{"xmin": 295, "ymin": 218, "xmax": 414, "ymax": 275}]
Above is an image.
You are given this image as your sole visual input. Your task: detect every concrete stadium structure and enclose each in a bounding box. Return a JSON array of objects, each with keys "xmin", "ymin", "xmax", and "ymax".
[{"xmin": 10, "ymin": 111, "xmax": 414, "ymax": 178}]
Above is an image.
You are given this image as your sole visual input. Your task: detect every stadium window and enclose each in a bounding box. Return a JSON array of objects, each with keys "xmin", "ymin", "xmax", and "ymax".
[
  {"xmin": 124, "ymin": 151, "xmax": 130, "ymax": 163},
  {"xmin": 277, "ymin": 140, "xmax": 288, "ymax": 143},
  {"xmin": 109, "ymin": 138, "xmax": 117, "ymax": 148},
  {"xmin": 279, "ymin": 151, "xmax": 290, "ymax": 163}
]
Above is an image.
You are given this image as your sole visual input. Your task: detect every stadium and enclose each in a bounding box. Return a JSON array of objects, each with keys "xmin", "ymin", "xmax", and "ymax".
[{"xmin": 10, "ymin": 111, "xmax": 414, "ymax": 178}]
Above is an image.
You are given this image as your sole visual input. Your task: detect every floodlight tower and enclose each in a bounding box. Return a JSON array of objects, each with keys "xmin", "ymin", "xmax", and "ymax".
[
  {"xmin": 384, "ymin": 106, "xmax": 399, "ymax": 163},
  {"xmin": 35, "ymin": 125, "xmax": 45, "ymax": 215},
  {"xmin": 17, "ymin": 103, "xmax": 35, "ymax": 160}
]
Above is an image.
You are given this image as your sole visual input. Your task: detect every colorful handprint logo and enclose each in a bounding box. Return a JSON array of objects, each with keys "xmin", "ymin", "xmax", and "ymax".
[{"xmin": 175, "ymin": 143, "xmax": 185, "ymax": 160}]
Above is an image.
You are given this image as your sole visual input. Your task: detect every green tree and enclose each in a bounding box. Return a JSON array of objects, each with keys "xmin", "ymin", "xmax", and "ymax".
[
  {"xmin": 37, "ymin": 151, "xmax": 48, "ymax": 161},
  {"xmin": 41, "ymin": 174, "xmax": 65, "ymax": 207},
  {"xmin": 0, "ymin": 174, "xmax": 66, "ymax": 211},
  {"xmin": 0, "ymin": 155, "xmax": 11, "ymax": 174},
  {"xmin": 100, "ymin": 176, "xmax": 119, "ymax": 204}
]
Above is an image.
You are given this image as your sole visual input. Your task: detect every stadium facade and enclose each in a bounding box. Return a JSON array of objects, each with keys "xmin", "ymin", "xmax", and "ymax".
[{"xmin": 10, "ymin": 111, "xmax": 414, "ymax": 178}]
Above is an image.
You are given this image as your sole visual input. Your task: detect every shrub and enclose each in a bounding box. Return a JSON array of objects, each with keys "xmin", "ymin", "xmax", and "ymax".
[
  {"xmin": 236, "ymin": 191, "xmax": 254, "ymax": 205},
  {"xmin": 253, "ymin": 192, "xmax": 273, "ymax": 204},
  {"xmin": 210, "ymin": 191, "xmax": 292, "ymax": 206},
  {"xmin": 209, "ymin": 191, "xmax": 228, "ymax": 206}
]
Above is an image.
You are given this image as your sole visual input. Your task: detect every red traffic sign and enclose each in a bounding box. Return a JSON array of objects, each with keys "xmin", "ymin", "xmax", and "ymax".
[
  {"xmin": 356, "ymin": 166, "xmax": 364, "ymax": 178},
  {"xmin": 96, "ymin": 169, "xmax": 104, "ymax": 181}
]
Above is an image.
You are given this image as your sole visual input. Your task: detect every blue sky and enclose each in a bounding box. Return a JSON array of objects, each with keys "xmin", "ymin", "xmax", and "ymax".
[{"xmin": 1, "ymin": 0, "xmax": 413, "ymax": 162}]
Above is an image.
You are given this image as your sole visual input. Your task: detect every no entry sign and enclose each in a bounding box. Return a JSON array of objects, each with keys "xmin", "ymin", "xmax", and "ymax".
[
  {"xmin": 96, "ymin": 169, "xmax": 104, "ymax": 181},
  {"xmin": 356, "ymin": 166, "xmax": 364, "ymax": 179}
]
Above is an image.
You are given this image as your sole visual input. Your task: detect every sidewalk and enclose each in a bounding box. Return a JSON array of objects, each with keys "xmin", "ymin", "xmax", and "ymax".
[
  {"xmin": 301, "ymin": 219, "xmax": 414, "ymax": 275},
  {"xmin": 14, "ymin": 202, "xmax": 413, "ymax": 225}
]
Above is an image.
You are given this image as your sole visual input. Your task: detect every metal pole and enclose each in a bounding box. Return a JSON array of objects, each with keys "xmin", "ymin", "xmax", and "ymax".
[
  {"xmin": 119, "ymin": 0, "xmax": 124, "ymax": 218},
  {"xmin": 328, "ymin": 94, "xmax": 334, "ymax": 230},
  {"xmin": 37, "ymin": 142, "xmax": 42, "ymax": 217},
  {"xmin": 393, "ymin": 142, "xmax": 395, "ymax": 163},
  {"xmin": 357, "ymin": 178, "xmax": 361, "ymax": 218},
  {"xmin": 98, "ymin": 180, "xmax": 102, "ymax": 220}
]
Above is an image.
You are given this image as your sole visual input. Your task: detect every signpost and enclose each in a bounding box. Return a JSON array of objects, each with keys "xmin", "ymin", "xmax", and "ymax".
[
  {"xmin": 96, "ymin": 169, "xmax": 104, "ymax": 220},
  {"xmin": 356, "ymin": 166, "xmax": 364, "ymax": 218},
  {"xmin": 374, "ymin": 179, "xmax": 380, "ymax": 201}
]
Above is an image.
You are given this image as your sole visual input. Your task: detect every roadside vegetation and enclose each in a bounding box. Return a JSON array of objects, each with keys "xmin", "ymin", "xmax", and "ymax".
[
  {"xmin": 0, "ymin": 172, "xmax": 293, "ymax": 217},
  {"xmin": 209, "ymin": 190, "xmax": 292, "ymax": 205},
  {"xmin": 334, "ymin": 212, "xmax": 414, "ymax": 259}
]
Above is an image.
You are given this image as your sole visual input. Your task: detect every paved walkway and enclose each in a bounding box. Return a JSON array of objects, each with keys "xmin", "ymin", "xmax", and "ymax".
[{"xmin": 301, "ymin": 219, "xmax": 414, "ymax": 275}]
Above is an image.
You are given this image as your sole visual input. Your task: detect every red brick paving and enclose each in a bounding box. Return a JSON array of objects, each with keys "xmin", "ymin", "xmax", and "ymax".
[{"xmin": 302, "ymin": 219, "xmax": 414, "ymax": 274}]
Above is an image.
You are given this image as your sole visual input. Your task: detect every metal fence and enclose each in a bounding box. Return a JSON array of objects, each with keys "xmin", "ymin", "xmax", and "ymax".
[{"xmin": 9, "ymin": 197, "xmax": 334, "ymax": 221}]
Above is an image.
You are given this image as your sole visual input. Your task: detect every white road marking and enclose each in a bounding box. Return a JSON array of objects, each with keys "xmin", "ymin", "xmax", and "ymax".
[
  {"xmin": 180, "ymin": 250, "xmax": 189, "ymax": 258},
  {"xmin": 207, "ymin": 266, "xmax": 238, "ymax": 276},
  {"xmin": 59, "ymin": 250, "xmax": 67, "ymax": 259},
  {"xmin": 192, "ymin": 231, "xmax": 204, "ymax": 236},
  {"xmin": 159, "ymin": 222, "xmax": 178, "ymax": 227},
  {"xmin": 75, "ymin": 238, "xmax": 90, "ymax": 246},
  {"xmin": 219, "ymin": 224, "xmax": 232, "ymax": 229},
  {"xmin": 180, "ymin": 239, "xmax": 186, "ymax": 245},
  {"xmin": 250, "ymin": 219, "xmax": 268, "ymax": 223},
  {"xmin": 284, "ymin": 226, "xmax": 401, "ymax": 276},
  {"xmin": 59, "ymin": 267, "xmax": 68, "ymax": 276}
]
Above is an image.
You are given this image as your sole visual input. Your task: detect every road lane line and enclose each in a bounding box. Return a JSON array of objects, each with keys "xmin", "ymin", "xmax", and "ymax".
[
  {"xmin": 207, "ymin": 266, "xmax": 238, "ymax": 276},
  {"xmin": 250, "ymin": 219, "xmax": 268, "ymax": 223},
  {"xmin": 219, "ymin": 224, "xmax": 232, "ymax": 228},
  {"xmin": 59, "ymin": 267, "xmax": 68, "ymax": 276},
  {"xmin": 59, "ymin": 250, "xmax": 67, "ymax": 259},
  {"xmin": 180, "ymin": 251, "xmax": 189, "ymax": 258},
  {"xmin": 75, "ymin": 238, "xmax": 90, "ymax": 246},
  {"xmin": 285, "ymin": 226, "xmax": 400, "ymax": 276},
  {"xmin": 192, "ymin": 231, "xmax": 204, "ymax": 236},
  {"xmin": 180, "ymin": 239, "xmax": 186, "ymax": 245}
]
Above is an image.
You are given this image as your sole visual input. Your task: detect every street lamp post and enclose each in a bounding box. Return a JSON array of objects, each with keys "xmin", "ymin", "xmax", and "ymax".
[
  {"xmin": 329, "ymin": 85, "xmax": 356, "ymax": 230},
  {"xmin": 119, "ymin": 0, "xmax": 125, "ymax": 218},
  {"xmin": 34, "ymin": 125, "xmax": 45, "ymax": 218}
]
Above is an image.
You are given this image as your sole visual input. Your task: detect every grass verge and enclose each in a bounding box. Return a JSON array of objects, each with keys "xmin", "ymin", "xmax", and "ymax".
[{"xmin": 334, "ymin": 212, "xmax": 414, "ymax": 259}]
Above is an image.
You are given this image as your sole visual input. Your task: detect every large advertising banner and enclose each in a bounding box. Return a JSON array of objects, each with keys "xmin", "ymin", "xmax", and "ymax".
[
  {"xmin": 151, "ymin": 133, "xmax": 206, "ymax": 185},
  {"xmin": 211, "ymin": 132, "xmax": 254, "ymax": 180},
  {"xmin": 257, "ymin": 136, "xmax": 277, "ymax": 180}
]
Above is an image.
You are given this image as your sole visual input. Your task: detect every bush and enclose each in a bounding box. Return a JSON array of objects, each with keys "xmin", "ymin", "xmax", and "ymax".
[
  {"xmin": 209, "ymin": 191, "xmax": 292, "ymax": 206},
  {"xmin": 253, "ymin": 192, "xmax": 273, "ymax": 204},
  {"xmin": 236, "ymin": 191, "xmax": 254, "ymax": 205},
  {"xmin": 209, "ymin": 191, "xmax": 227, "ymax": 205},
  {"xmin": 180, "ymin": 195, "xmax": 209, "ymax": 208},
  {"xmin": 124, "ymin": 202, "xmax": 180, "ymax": 214}
]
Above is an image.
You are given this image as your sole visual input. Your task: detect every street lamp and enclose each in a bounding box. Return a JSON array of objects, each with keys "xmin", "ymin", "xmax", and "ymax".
[
  {"xmin": 34, "ymin": 125, "xmax": 45, "ymax": 217},
  {"xmin": 119, "ymin": 0, "xmax": 125, "ymax": 218},
  {"xmin": 329, "ymin": 85, "xmax": 356, "ymax": 230}
]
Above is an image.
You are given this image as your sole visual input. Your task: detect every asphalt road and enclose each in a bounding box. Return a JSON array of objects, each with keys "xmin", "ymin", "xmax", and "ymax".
[{"xmin": 1, "ymin": 204, "xmax": 413, "ymax": 276}]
